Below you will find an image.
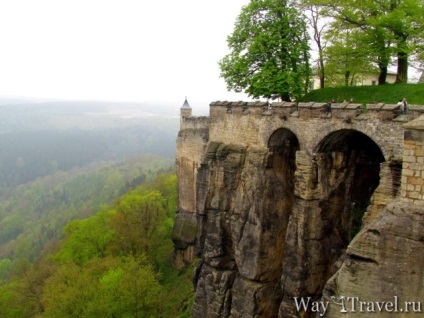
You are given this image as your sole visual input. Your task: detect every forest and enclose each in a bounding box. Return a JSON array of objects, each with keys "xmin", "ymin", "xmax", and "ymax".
[
  {"xmin": 0, "ymin": 173, "xmax": 194, "ymax": 317},
  {"xmin": 0, "ymin": 99, "xmax": 179, "ymax": 190},
  {"xmin": 0, "ymin": 99, "xmax": 194, "ymax": 317}
]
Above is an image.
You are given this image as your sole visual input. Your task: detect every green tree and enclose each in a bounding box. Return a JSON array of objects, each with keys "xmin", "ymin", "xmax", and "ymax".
[
  {"xmin": 323, "ymin": 26, "xmax": 377, "ymax": 86},
  {"xmin": 219, "ymin": 0, "xmax": 311, "ymax": 101},
  {"xmin": 0, "ymin": 259, "xmax": 57, "ymax": 317},
  {"xmin": 306, "ymin": 4, "xmax": 328, "ymax": 88},
  {"xmin": 0, "ymin": 173, "xmax": 184, "ymax": 317},
  {"xmin": 54, "ymin": 210, "xmax": 115, "ymax": 266},
  {"xmin": 42, "ymin": 259, "xmax": 110, "ymax": 318},
  {"xmin": 310, "ymin": 0, "xmax": 424, "ymax": 83},
  {"xmin": 42, "ymin": 256, "xmax": 163, "ymax": 318},
  {"xmin": 111, "ymin": 191, "xmax": 166, "ymax": 256}
]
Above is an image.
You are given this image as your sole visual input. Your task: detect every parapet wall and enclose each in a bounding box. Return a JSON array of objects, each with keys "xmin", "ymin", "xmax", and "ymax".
[
  {"xmin": 201, "ymin": 101, "xmax": 424, "ymax": 162},
  {"xmin": 180, "ymin": 115, "xmax": 210, "ymax": 131},
  {"xmin": 208, "ymin": 100, "xmax": 424, "ymax": 121}
]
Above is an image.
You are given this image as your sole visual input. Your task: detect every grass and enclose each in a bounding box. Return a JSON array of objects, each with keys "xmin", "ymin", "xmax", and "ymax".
[{"xmin": 299, "ymin": 83, "xmax": 424, "ymax": 105}]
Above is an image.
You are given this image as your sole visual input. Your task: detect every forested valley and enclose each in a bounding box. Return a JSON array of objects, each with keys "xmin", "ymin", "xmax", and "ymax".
[{"xmin": 0, "ymin": 100, "xmax": 193, "ymax": 317}]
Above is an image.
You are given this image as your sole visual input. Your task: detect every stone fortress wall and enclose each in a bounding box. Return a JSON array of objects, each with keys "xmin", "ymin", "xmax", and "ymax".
[{"xmin": 174, "ymin": 100, "xmax": 424, "ymax": 317}]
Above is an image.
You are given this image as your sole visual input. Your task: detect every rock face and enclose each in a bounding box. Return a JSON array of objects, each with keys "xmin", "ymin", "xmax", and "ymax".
[
  {"xmin": 192, "ymin": 143, "xmax": 290, "ymax": 317},
  {"xmin": 322, "ymin": 201, "xmax": 424, "ymax": 317},
  {"xmin": 173, "ymin": 102, "xmax": 424, "ymax": 317}
]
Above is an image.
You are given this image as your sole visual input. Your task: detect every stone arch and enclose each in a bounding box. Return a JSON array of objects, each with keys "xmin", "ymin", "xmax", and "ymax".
[
  {"xmin": 315, "ymin": 129, "xmax": 384, "ymax": 233},
  {"xmin": 309, "ymin": 124, "xmax": 390, "ymax": 162},
  {"xmin": 316, "ymin": 129, "xmax": 384, "ymax": 241},
  {"xmin": 267, "ymin": 128, "xmax": 300, "ymax": 181},
  {"xmin": 316, "ymin": 128, "xmax": 385, "ymax": 163},
  {"xmin": 312, "ymin": 129, "xmax": 385, "ymax": 291}
]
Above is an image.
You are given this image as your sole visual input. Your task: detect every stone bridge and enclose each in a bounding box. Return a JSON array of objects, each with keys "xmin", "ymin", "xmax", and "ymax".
[{"xmin": 173, "ymin": 100, "xmax": 424, "ymax": 317}]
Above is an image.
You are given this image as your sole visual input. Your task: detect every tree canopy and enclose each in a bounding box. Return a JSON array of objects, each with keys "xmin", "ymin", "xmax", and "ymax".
[
  {"xmin": 220, "ymin": 0, "xmax": 424, "ymax": 93},
  {"xmin": 308, "ymin": 0, "xmax": 424, "ymax": 84},
  {"xmin": 0, "ymin": 173, "xmax": 195, "ymax": 318},
  {"xmin": 219, "ymin": 0, "xmax": 311, "ymax": 101}
]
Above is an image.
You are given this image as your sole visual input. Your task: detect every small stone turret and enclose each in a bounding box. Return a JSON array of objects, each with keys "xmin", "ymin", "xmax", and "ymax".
[{"xmin": 180, "ymin": 97, "xmax": 192, "ymax": 126}]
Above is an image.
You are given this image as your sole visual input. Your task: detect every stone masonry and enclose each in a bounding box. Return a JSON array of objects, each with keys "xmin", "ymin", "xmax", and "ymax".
[
  {"xmin": 401, "ymin": 116, "xmax": 424, "ymax": 202},
  {"xmin": 173, "ymin": 100, "xmax": 424, "ymax": 317}
]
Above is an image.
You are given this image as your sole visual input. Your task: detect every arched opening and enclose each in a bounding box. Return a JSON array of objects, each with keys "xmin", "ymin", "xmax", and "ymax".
[
  {"xmin": 315, "ymin": 129, "xmax": 384, "ymax": 279},
  {"xmin": 267, "ymin": 128, "xmax": 300, "ymax": 183},
  {"xmin": 263, "ymin": 128, "xmax": 300, "ymax": 280}
]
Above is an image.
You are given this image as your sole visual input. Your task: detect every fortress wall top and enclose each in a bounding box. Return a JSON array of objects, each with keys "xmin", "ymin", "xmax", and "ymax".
[
  {"xmin": 208, "ymin": 101, "xmax": 424, "ymax": 120},
  {"xmin": 180, "ymin": 116, "xmax": 210, "ymax": 130},
  {"xmin": 232, "ymin": 102, "xmax": 416, "ymax": 158},
  {"xmin": 179, "ymin": 101, "xmax": 423, "ymax": 161}
]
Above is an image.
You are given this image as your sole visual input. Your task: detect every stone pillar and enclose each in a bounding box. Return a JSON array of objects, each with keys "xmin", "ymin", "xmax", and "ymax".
[
  {"xmin": 401, "ymin": 115, "xmax": 424, "ymax": 203},
  {"xmin": 279, "ymin": 150, "xmax": 324, "ymax": 318}
]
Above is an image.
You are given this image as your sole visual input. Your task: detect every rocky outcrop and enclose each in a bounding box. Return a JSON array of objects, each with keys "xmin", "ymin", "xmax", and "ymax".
[
  {"xmin": 192, "ymin": 142, "xmax": 291, "ymax": 317},
  {"xmin": 322, "ymin": 201, "xmax": 424, "ymax": 317},
  {"xmin": 188, "ymin": 139, "xmax": 423, "ymax": 317},
  {"xmin": 173, "ymin": 102, "xmax": 424, "ymax": 317}
]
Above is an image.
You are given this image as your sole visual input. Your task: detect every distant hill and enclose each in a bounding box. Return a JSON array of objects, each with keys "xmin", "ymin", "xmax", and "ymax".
[
  {"xmin": 0, "ymin": 99, "xmax": 180, "ymax": 188},
  {"xmin": 0, "ymin": 99, "xmax": 181, "ymax": 132}
]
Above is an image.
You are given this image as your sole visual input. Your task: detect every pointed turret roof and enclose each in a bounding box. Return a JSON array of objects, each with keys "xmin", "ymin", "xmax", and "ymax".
[{"xmin": 181, "ymin": 96, "xmax": 191, "ymax": 109}]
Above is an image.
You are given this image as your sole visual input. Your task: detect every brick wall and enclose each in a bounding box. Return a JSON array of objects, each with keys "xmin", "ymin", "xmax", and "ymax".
[{"xmin": 401, "ymin": 115, "xmax": 424, "ymax": 203}]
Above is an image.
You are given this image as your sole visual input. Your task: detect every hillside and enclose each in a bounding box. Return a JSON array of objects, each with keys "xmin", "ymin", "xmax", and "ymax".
[
  {"xmin": 0, "ymin": 155, "xmax": 174, "ymax": 278},
  {"xmin": 0, "ymin": 100, "xmax": 179, "ymax": 190},
  {"xmin": 299, "ymin": 83, "xmax": 424, "ymax": 104},
  {"xmin": 0, "ymin": 173, "xmax": 195, "ymax": 318},
  {"xmin": 0, "ymin": 99, "xmax": 196, "ymax": 317}
]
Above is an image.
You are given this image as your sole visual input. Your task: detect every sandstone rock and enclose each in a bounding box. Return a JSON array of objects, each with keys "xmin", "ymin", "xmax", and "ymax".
[
  {"xmin": 192, "ymin": 264, "xmax": 237, "ymax": 318},
  {"xmin": 175, "ymin": 103, "xmax": 424, "ymax": 317},
  {"xmin": 322, "ymin": 201, "xmax": 424, "ymax": 317},
  {"xmin": 172, "ymin": 211, "xmax": 198, "ymax": 249},
  {"xmin": 231, "ymin": 274, "xmax": 282, "ymax": 318}
]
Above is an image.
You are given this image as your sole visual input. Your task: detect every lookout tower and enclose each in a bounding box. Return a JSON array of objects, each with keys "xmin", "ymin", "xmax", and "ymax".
[{"xmin": 180, "ymin": 96, "xmax": 192, "ymax": 126}]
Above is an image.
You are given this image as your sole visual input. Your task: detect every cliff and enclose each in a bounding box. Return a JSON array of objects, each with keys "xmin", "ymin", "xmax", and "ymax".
[{"xmin": 173, "ymin": 101, "xmax": 424, "ymax": 317}]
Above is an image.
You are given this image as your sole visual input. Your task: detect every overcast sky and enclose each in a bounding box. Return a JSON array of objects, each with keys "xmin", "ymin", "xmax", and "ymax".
[{"xmin": 0, "ymin": 0, "xmax": 252, "ymax": 109}]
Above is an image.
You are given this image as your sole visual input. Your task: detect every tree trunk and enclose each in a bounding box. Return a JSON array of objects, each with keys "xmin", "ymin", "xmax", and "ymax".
[
  {"xmin": 320, "ymin": 71, "xmax": 325, "ymax": 89},
  {"xmin": 317, "ymin": 27, "xmax": 325, "ymax": 88},
  {"xmin": 378, "ymin": 65, "xmax": 387, "ymax": 85},
  {"xmin": 345, "ymin": 70, "xmax": 350, "ymax": 86},
  {"xmin": 395, "ymin": 34, "xmax": 408, "ymax": 83},
  {"xmin": 395, "ymin": 50, "xmax": 408, "ymax": 83}
]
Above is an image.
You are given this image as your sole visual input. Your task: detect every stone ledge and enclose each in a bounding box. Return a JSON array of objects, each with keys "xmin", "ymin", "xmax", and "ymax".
[
  {"xmin": 366, "ymin": 103, "xmax": 385, "ymax": 110},
  {"xmin": 382, "ymin": 103, "xmax": 399, "ymax": 111},
  {"xmin": 403, "ymin": 115, "xmax": 424, "ymax": 130}
]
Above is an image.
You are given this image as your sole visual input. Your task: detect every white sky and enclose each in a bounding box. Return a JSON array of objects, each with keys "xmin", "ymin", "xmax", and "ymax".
[{"xmin": 0, "ymin": 0, "xmax": 251, "ymax": 108}]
